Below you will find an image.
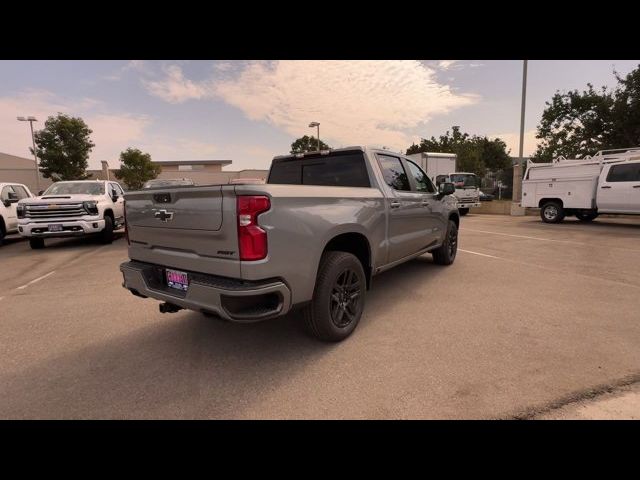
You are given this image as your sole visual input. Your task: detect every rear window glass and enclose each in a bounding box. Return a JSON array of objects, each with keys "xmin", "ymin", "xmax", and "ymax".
[{"xmin": 268, "ymin": 152, "xmax": 371, "ymax": 187}]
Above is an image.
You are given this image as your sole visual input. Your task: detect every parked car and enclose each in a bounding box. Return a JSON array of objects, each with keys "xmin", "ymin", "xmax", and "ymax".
[
  {"xmin": 17, "ymin": 180, "xmax": 125, "ymax": 249},
  {"xmin": 120, "ymin": 146, "xmax": 460, "ymax": 342},
  {"xmin": 142, "ymin": 178, "xmax": 195, "ymax": 189},
  {"xmin": 479, "ymin": 190, "xmax": 494, "ymax": 201},
  {"xmin": 0, "ymin": 182, "xmax": 34, "ymax": 243},
  {"xmin": 521, "ymin": 147, "xmax": 640, "ymax": 223}
]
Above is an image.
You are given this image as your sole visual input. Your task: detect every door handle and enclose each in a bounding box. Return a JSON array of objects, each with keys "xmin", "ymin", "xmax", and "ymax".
[
  {"xmin": 390, "ymin": 201, "xmax": 401, "ymax": 209},
  {"xmin": 420, "ymin": 200, "xmax": 430, "ymax": 207},
  {"xmin": 633, "ymin": 185, "xmax": 640, "ymax": 188},
  {"xmin": 601, "ymin": 186, "xmax": 612, "ymax": 189}
]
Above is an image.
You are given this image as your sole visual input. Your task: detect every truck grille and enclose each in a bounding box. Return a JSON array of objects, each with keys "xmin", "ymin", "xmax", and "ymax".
[
  {"xmin": 458, "ymin": 197, "xmax": 476, "ymax": 203},
  {"xmin": 25, "ymin": 203, "xmax": 86, "ymax": 218}
]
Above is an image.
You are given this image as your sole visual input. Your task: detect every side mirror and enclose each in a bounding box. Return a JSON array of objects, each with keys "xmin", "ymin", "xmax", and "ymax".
[
  {"xmin": 112, "ymin": 193, "xmax": 119, "ymax": 202},
  {"xmin": 439, "ymin": 182, "xmax": 456, "ymax": 196},
  {"xmin": 37, "ymin": 190, "xmax": 44, "ymax": 196}
]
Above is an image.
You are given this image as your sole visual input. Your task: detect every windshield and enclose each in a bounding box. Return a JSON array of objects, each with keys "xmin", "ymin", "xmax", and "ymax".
[
  {"xmin": 449, "ymin": 174, "xmax": 478, "ymax": 188},
  {"xmin": 143, "ymin": 179, "xmax": 194, "ymax": 188},
  {"xmin": 43, "ymin": 182, "xmax": 104, "ymax": 196}
]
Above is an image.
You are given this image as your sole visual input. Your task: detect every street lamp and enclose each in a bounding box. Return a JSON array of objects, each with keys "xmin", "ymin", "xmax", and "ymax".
[
  {"xmin": 308, "ymin": 122, "xmax": 320, "ymax": 151},
  {"xmin": 17, "ymin": 116, "xmax": 40, "ymax": 191}
]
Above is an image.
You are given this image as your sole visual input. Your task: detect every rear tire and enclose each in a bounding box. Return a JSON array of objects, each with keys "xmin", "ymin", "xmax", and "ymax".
[
  {"xmin": 459, "ymin": 208, "xmax": 469, "ymax": 216},
  {"xmin": 432, "ymin": 220, "xmax": 458, "ymax": 265},
  {"xmin": 302, "ymin": 251, "xmax": 366, "ymax": 342},
  {"xmin": 575, "ymin": 210, "xmax": 598, "ymax": 222},
  {"xmin": 540, "ymin": 201, "xmax": 565, "ymax": 224},
  {"xmin": 0, "ymin": 222, "xmax": 5, "ymax": 245},
  {"xmin": 29, "ymin": 237, "xmax": 45, "ymax": 249},
  {"xmin": 100, "ymin": 216, "xmax": 114, "ymax": 244}
]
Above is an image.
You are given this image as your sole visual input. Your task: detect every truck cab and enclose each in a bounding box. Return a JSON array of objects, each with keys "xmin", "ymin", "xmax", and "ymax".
[{"xmin": 435, "ymin": 172, "xmax": 481, "ymax": 215}]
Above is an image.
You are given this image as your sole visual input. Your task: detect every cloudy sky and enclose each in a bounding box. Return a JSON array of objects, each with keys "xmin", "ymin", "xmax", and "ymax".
[{"xmin": 1, "ymin": 60, "xmax": 638, "ymax": 171}]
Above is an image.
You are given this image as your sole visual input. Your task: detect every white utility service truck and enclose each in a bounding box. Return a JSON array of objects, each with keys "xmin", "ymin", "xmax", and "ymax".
[
  {"xmin": 521, "ymin": 147, "xmax": 640, "ymax": 223},
  {"xmin": 407, "ymin": 152, "xmax": 480, "ymax": 215}
]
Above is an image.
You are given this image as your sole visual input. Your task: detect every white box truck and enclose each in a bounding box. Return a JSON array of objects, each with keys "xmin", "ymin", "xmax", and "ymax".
[
  {"xmin": 407, "ymin": 152, "xmax": 480, "ymax": 215},
  {"xmin": 521, "ymin": 147, "xmax": 640, "ymax": 223}
]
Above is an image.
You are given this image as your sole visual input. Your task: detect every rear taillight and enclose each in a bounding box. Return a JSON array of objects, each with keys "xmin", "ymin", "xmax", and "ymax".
[
  {"xmin": 123, "ymin": 199, "xmax": 130, "ymax": 245},
  {"xmin": 237, "ymin": 195, "xmax": 270, "ymax": 261}
]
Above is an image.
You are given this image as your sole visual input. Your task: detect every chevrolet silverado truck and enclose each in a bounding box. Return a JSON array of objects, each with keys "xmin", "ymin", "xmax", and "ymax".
[
  {"xmin": 17, "ymin": 180, "xmax": 125, "ymax": 249},
  {"xmin": 120, "ymin": 147, "xmax": 460, "ymax": 342}
]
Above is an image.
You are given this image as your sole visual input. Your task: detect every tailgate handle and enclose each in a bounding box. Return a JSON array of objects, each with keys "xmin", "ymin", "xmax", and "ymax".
[{"xmin": 153, "ymin": 193, "xmax": 172, "ymax": 203}]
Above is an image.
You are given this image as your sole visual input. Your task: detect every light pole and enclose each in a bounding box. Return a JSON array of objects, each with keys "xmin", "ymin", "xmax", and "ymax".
[
  {"xmin": 308, "ymin": 122, "xmax": 320, "ymax": 151},
  {"xmin": 17, "ymin": 116, "xmax": 40, "ymax": 191},
  {"xmin": 511, "ymin": 60, "xmax": 527, "ymax": 215}
]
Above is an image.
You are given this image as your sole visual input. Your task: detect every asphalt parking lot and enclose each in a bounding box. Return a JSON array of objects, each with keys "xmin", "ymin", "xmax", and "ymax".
[{"xmin": 1, "ymin": 214, "xmax": 639, "ymax": 419}]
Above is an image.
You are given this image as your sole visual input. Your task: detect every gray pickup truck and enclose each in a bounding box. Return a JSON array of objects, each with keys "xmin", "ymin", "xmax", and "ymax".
[{"xmin": 120, "ymin": 146, "xmax": 460, "ymax": 342}]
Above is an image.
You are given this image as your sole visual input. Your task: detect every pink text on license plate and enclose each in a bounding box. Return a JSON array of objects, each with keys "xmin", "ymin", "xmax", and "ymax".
[{"xmin": 166, "ymin": 269, "xmax": 189, "ymax": 291}]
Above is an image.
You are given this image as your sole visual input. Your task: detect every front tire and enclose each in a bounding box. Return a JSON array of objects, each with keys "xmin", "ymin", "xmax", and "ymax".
[
  {"xmin": 100, "ymin": 216, "xmax": 114, "ymax": 244},
  {"xmin": 302, "ymin": 251, "xmax": 366, "ymax": 342},
  {"xmin": 29, "ymin": 237, "xmax": 45, "ymax": 249},
  {"xmin": 432, "ymin": 220, "xmax": 458, "ymax": 265},
  {"xmin": 459, "ymin": 208, "xmax": 469, "ymax": 216},
  {"xmin": 540, "ymin": 201, "xmax": 564, "ymax": 224}
]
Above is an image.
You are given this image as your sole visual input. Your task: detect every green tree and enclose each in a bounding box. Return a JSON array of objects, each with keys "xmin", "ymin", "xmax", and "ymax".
[
  {"xmin": 114, "ymin": 148, "xmax": 161, "ymax": 190},
  {"xmin": 290, "ymin": 135, "xmax": 330, "ymax": 154},
  {"xmin": 406, "ymin": 126, "xmax": 511, "ymax": 176},
  {"xmin": 533, "ymin": 64, "xmax": 640, "ymax": 161},
  {"xmin": 32, "ymin": 113, "xmax": 95, "ymax": 181}
]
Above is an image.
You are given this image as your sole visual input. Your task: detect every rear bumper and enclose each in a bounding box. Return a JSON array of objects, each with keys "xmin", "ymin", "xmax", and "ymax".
[
  {"xmin": 19, "ymin": 219, "xmax": 105, "ymax": 238},
  {"xmin": 119, "ymin": 260, "xmax": 292, "ymax": 322}
]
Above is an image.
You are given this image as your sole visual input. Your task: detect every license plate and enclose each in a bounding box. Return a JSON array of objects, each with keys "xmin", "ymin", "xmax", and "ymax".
[
  {"xmin": 166, "ymin": 268, "xmax": 189, "ymax": 291},
  {"xmin": 48, "ymin": 224, "xmax": 63, "ymax": 232}
]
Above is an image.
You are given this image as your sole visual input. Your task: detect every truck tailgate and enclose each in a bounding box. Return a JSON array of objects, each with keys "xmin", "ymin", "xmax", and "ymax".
[{"xmin": 124, "ymin": 186, "xmax": 241, "ymax": 278}]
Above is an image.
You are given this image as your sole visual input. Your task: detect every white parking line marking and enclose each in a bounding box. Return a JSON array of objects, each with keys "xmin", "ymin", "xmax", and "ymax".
[
  {"xmin": 15, "ymin": 271, "xmax": 56, "ymax": 290},
  {"xmin": 458, "ymin": 249, "xmax": 500, "ymax": 259},
  {"xmin": 462, "ymin": 228, "xmax": 582, "ymax": 245}
]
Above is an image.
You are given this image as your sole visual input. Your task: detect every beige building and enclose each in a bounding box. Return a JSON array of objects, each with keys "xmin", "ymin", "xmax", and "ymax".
[
  {"xmin": 0, "ymin": 152, "xmax": 52, "ymax": 194},
  {"xmin": 0, "ymin": 154, "xmax": 269, "ymax": 193}
]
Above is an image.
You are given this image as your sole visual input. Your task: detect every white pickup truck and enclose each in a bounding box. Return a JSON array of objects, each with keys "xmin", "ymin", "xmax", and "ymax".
[
  {"xmin": 0, "ymin": 182, "xmax": 35, "ymax": 243},
  {"xmin": 521, "ymin": 147, "xmax": 640, "ymax": 223},
  {"xmin": 17, "ymin": 180, "xmax": 125, "ymax": 248}
]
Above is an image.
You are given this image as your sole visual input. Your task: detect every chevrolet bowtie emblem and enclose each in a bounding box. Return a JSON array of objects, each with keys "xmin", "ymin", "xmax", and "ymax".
[{"xmin": 154, "ymin": 209, "xmax": 174, "ymax": 222}]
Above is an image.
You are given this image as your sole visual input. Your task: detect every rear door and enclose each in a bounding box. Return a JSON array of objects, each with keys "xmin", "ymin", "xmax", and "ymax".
[
  {"xmin": 598, "ymin": 162, "xmax": 640, "ymax": 213},
  {"xmin": 377, "ymin": 154, "xmax": 434, "ymax": 264}
]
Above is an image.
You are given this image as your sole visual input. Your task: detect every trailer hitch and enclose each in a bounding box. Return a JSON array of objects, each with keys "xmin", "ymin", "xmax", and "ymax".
[{"xmin": 159, "ymin": 302, "xmax": 183, "ymax": 314}]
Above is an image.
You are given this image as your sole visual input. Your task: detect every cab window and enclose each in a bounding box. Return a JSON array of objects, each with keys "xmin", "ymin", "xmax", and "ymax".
[
  {"xmin": 377, "ymin": 154, "xmax": 410, "ymax": 191},
  {"xmin": 406, "ymin": 160, "xmax": 436, "ymax": 193}
]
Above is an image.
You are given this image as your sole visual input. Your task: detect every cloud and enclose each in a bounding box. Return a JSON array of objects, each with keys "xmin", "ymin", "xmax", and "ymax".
[
  {"xmin": 438, "ymin": 60, "xmax": 458, "ymax": 70},
  {"xmin": 141, "ymin": 61, "xmax": 477, "ymax": 150},
  {"xmin": 492, "ymin": 129, "xmax": 539, "ymax": 157},
  {"xmin": 143, "ymin": 65, "xmax": 210, "ymax": 103},
  {"xmin": 212, "ymin": 60, "xmax": 478, "ymax": 150},
  {"xmin": 0, "ymin": 89, "xmax": 150, "ymax": 169}
]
